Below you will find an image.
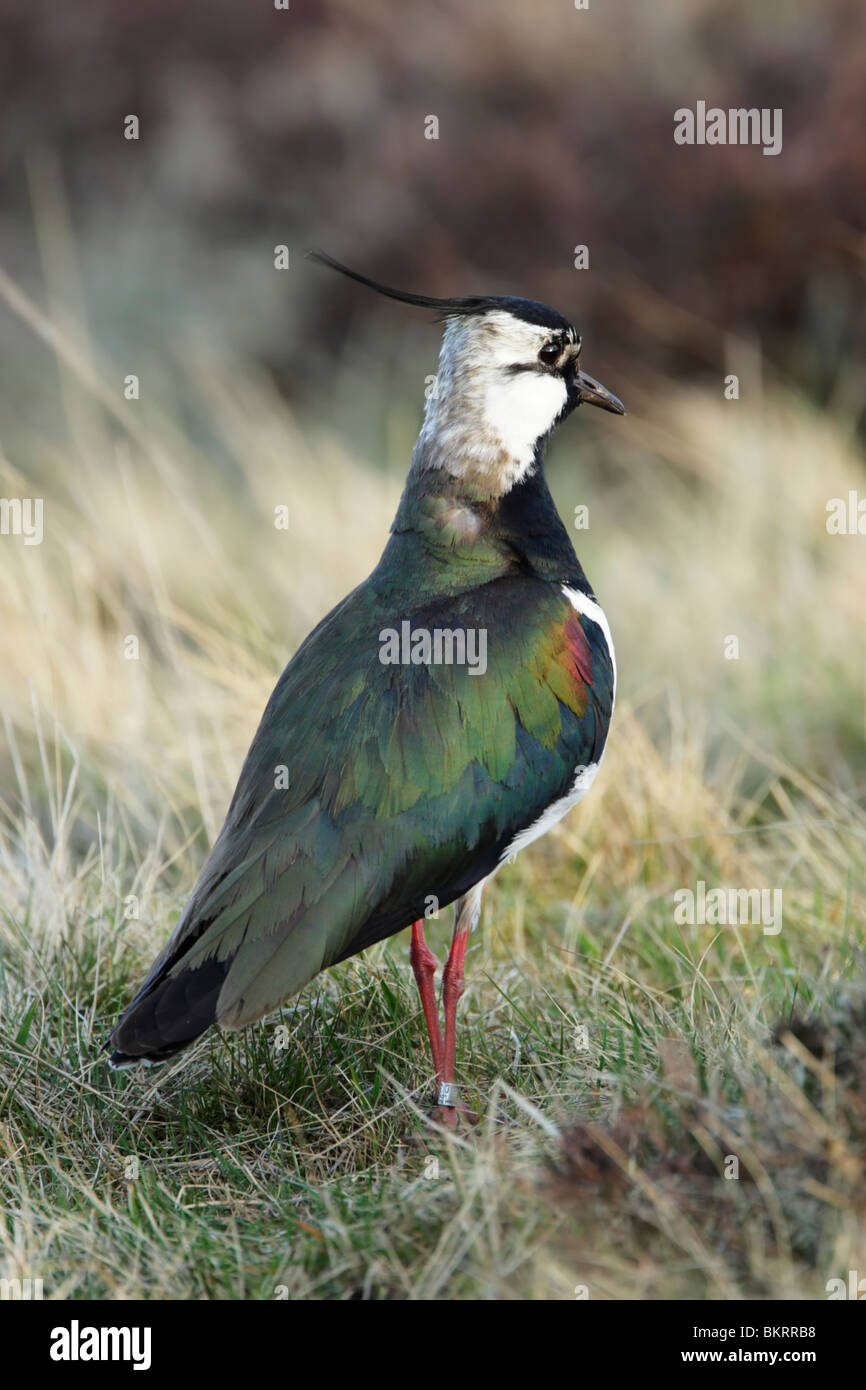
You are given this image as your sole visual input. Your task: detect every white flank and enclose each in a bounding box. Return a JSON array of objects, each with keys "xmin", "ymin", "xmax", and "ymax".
[
  {"xmin": 499, "ymin": 585, "xmax": 615, "ymax": 865},
  {"xmin": 501, "ymin": 760, "xmax": 600, "ymax": 864}
]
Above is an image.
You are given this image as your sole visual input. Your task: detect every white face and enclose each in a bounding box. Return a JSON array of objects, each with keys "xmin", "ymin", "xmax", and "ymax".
[
  {"xmin": 415, "ymin": 310, "xmax": 579, "ymax": 493},
  {"xmin": 475, "ymin": 313, "xmax": 571, "ymax": 463}
]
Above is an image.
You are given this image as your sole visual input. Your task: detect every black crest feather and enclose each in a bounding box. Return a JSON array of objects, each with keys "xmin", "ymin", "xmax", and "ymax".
[{"xmin": 306, "ymin": 250, "xmax": 574, "ymax": 334}]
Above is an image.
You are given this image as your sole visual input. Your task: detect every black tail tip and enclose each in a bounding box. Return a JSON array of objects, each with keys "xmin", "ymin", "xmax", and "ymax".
[
  {"xmin": 108, "ymin": 1049, "xmax": 141, "ymax": 1070},
  {"xmin": 102, "ymin": 1032, "xmax": 140, "ymax": 1069},
  {"xmin": 107, "ymin": 1048, "xmax": 167, "ymax": 1070}
]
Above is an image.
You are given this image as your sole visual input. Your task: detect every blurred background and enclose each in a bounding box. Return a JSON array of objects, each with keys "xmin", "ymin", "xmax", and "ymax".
[
  {"xmin": 1, "ymin": 0, "xmax": 864, "ymax": 800},
  {"xmin": 0, "ymin": 0, "xmax": 865, "ymax": 1300},
  {"xmin": 1, "ymin": 0, "xmax": 865, "ymax": 436}
]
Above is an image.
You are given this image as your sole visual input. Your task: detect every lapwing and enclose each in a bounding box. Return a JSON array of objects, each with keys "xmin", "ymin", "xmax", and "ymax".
[{"xmin": 109, "ymin": 253, "xmax": 624, "ymax": 1129}]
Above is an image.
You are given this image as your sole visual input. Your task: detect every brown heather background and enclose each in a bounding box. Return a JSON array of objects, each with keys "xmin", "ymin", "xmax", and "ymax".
[
  {"xmin": 1, "ymin": 0, "xmax": 865, "ymax": 429},
  {"xmin": 0, "ymin": 0, "xmax": 864, "ymax": 1301}
]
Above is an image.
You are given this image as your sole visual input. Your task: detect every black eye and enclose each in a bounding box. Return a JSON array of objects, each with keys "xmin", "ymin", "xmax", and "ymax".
[{"xmin": 538, "ymin": 341, "xmax": 561, "ymax": 365}]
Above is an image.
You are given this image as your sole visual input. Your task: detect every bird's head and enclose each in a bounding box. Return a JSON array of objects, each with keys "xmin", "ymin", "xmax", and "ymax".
[{"xmin": 309, "ymin": 252, "xmax": 624, "ymax": 500}]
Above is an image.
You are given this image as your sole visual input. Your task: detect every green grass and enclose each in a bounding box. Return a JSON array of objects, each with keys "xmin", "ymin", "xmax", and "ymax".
[
  {"xmin": 0, "ymin": 264, "xmax": 865, "ymax": 1299},
  {"xmin": 2, "ymin": 836, "xmax": 864, "ymax": 1299}
]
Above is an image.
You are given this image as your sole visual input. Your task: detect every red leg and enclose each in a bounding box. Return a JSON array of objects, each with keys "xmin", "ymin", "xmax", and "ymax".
[
  {"xmin": 409, "ymin": 919, "xmax": 444, "ymax": 1079},
  {"xmin": 441, "ymin": 924, "xmax": 470, "ymax": 1088},
  {"xmin": 433, "ymin": 884, "xmax": 484, "ymax": 1130}
]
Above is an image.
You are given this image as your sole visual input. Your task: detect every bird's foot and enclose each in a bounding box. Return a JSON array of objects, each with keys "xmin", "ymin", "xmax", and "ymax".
[
  {"xmin": 427, "ymin": 1082, "xmax": 478, "ymax": 1131},
  {"xmin": 427, "ymin": 1101, "xmax": 479, "ymax": 1132}
]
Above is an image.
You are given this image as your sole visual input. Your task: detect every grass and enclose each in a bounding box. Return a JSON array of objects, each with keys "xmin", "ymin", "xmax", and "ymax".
[{"xmin": 0, "ymin": 262, "xmax": 864, "ymax": 1300}]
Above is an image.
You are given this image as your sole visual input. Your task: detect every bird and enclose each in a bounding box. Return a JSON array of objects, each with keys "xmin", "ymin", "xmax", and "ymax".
[{"xmin": 108, "ymin": 252, "xmax": 624, "ymax": 1129}]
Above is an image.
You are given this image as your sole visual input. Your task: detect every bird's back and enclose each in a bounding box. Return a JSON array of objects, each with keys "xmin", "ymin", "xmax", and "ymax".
[
  {"xmin": 110, "ymin": 469, "xmax": 613, "ymax": 1063},
  {"xmin": 109, "ymin": 265, "xmax": 624, "ymax": 1067}
]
